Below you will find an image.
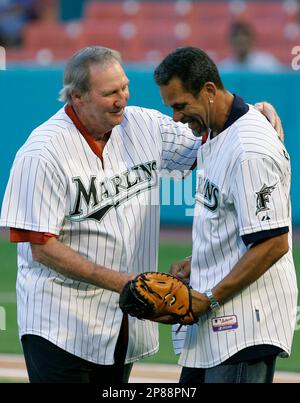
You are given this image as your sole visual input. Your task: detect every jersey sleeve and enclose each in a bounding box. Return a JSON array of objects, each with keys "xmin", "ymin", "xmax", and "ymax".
[
  {"xmin": 231, "ymin": 156, "xmax": 290, "ymax": 243},
  {"xmin": 158, "ymin": 112, "xmax": 200, "ymax": 176},
  {"xmin": 10, "ymin": 228, "xmax": 58, "ymax": 244},
  {"xmin": 0, "ymin": 155, "xmax": 67, "ymax": 235}
]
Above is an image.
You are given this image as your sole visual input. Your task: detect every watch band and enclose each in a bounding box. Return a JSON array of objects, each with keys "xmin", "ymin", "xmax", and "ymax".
[{"xmin": 204, "ymin": 289, "xmax": 220, "ymax": 312}]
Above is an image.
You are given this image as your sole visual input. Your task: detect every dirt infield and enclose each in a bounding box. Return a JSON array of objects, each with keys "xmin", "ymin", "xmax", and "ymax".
[{"xmin": 0, "ymin": 355, "xmax": 299, "ymax": 383}]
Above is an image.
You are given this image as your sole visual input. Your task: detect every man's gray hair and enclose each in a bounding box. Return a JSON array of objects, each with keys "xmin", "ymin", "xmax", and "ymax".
[{"xmin": 59, "ymin": 46, "xmax": 122, "ymax": 104}]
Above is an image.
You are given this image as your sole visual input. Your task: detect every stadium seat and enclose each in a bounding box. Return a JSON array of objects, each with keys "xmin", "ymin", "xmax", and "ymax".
[
  {"xmin": 189, "ymin": 18, "xmax": 229, "ymax": 50},
  {"xmin": 74, "ymin": 20, "xmax": 141, "ymax": 58},
  {"xmin": 235, "ymin": 1, "xmax": 289, "ymax": 25},
  {"xmin": 137, "ymin": 1, "xmax": 195, "ymax": 21},
  {"xmin": 195, "ymin": 1, "xmax": 230, "ymax": 21},
  {"xmin": 266, "ymin": 45, "xmax": 295, "ymax": 65},
  {"xmin": 75, "ymin": 21, "xmax": 123, "ymax": 51},
  {"xmin": 6, "ymin": 48, "xmax": 37, "ymax": 63},
  {"xmin": 6, "ymin": 46, "xmax": 75, "ymax": 64},
  {"xmin": 22, "ymin": 21, "xmax": 80, "ymax": 62},
  {"xmin": 23, "ymin": 21, "xmax": 72, "ymax": 51},
  {"xmin": 84, "ymin": 1, "xmax": 140, "ymax": 21},
  {"xmin": 131, "ymin": 19, "xmax": 193, "ymax": 61},
  {"xmin": 256, "ymin": 28, "xmax": 287, "ymax": 48},
  {"xmin": 242, "ymin": 1, "xmax": 286, "ymax": 19}
]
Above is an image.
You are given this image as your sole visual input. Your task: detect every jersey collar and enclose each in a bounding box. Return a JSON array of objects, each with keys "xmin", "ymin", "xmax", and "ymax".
[
  {"xmin": 64, "ymin": 104, "xmax": 111, "ymax": 160},
  {"xmin": 221, "ymin": 94, "xmax": 249, "ymax": 132}
]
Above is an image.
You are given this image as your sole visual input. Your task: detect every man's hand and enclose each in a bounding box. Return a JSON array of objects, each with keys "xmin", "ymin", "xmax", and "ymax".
[
  {"xmin": 169, "ymin": 256, "xmax": 191, "ymax": 284},
  {"xmin": 190, "ymin": 290, "xmax": 211, "ymax": 317},
  {"xmin": 255, "ymin": 102, "xmax": 284, "ymax": 141},
  {"xmin": 119, "ymin": 272, "xmax": 198, "ymax": 325}
]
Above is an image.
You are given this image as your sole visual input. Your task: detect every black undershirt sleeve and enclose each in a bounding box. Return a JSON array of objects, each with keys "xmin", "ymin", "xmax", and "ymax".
[{"xmin": 242, "ymin": 227, "xmax": 289, "ymax": 247}]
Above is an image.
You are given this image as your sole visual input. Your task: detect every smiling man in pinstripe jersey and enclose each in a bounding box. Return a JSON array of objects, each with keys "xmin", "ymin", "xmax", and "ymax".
[{"xmin": 155, "ymin": 46, "xmax": 298, "ymax": 383}]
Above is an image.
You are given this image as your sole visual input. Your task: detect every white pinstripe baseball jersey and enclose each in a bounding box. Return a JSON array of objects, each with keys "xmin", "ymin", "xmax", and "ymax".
[
  {"xmin": 0, "ymin": 105, "xmax": 199, "ymax": 365},
  {"xmin": 176, "ymin": 99, "xmax": 297, "ymax": 368}
]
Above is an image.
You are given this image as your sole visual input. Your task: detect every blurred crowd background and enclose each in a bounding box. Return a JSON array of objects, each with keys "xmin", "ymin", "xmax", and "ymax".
[{"xmin": 1, "ymin": 0, "xmax": 300, "ymax": 69}]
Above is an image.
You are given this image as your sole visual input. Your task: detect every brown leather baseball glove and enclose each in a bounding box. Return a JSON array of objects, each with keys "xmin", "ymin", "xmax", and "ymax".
[{"xmin": 119, "ymin": 272, "xmax": 198, "ymax": 325}]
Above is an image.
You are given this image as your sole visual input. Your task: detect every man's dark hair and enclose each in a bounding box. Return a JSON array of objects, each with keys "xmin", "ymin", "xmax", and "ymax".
[{"xmin": 154, "ymin": 47, "xmax": 224, "ymax": 97}]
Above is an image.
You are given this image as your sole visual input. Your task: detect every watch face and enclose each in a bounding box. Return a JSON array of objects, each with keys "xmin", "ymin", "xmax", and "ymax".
[
  {"xmin": 205, "ymin": 290, "xmax": 220, "ymax": 312},
  {"xmin": 210, "ymin": 302, "xmax": 220, "ymax": 312}
]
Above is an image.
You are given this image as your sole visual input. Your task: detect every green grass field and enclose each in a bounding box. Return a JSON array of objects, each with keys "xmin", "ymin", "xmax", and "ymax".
[{"xmin": 0, "ymin": 239, "xmax": 300, "ymax": 372}]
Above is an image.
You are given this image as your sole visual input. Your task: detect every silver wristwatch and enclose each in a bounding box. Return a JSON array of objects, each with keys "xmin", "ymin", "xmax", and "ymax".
[{"xmin": 204, "ymin": 289, "xmax": 220, "ymax": 312}]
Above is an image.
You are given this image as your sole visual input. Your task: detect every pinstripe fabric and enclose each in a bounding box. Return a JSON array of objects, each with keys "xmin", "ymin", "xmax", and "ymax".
[
  {"xmin": 0, "ymin": 106, "xmax": 199, "ymax": 365},
  {"xmin": 177, "ymin": 105, "xmax": 297, "ymax": 368}
]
